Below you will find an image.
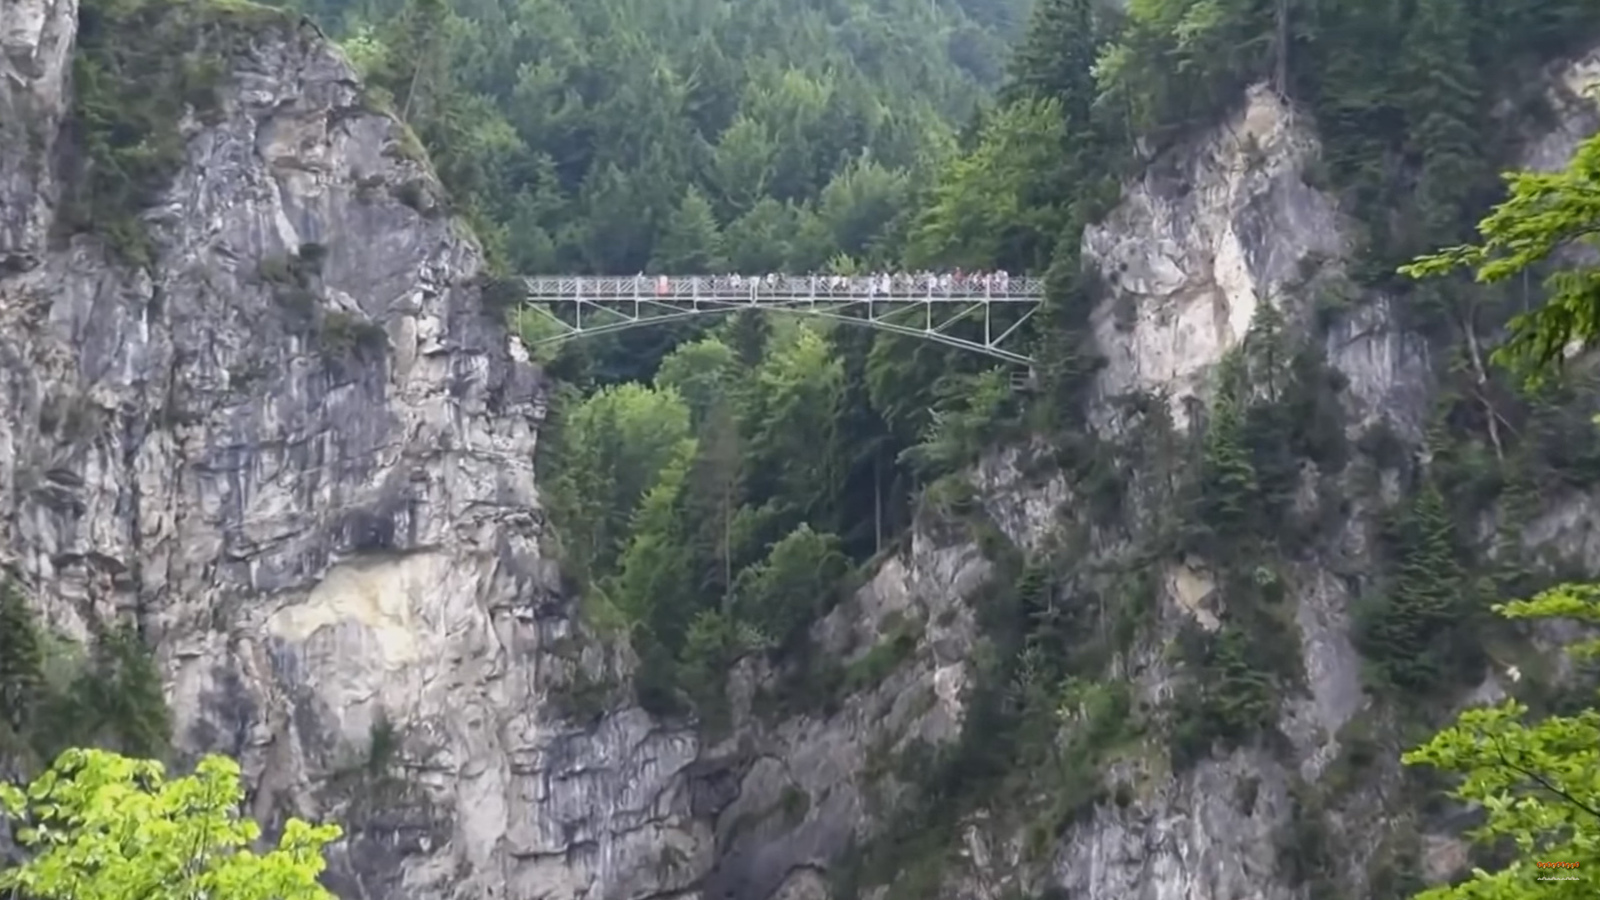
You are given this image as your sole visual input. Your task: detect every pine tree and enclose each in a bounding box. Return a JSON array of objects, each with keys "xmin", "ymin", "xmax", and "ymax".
[
  {"xmin": 724, "ymin": 311, "xmax": 770, "ymax": 369},
  {"xmin": 1206, "ymin": 627, "xmax": 1274, "ymax": 740},
  {"xmin": 76, "ymin": 625, "xmax": 172, "ymax": 758},
  {"xmin": 1399, "ymin": 0, "xmax": 1486, "ymax": 248},
  {"xmin": 382, "ymin": 0, "xmax": 450, "ymax": 121},
  {"xmin": 0, "ymin": 581, "xmax": 43, "ymax": 736},
  {"xmin": 1361, "ymin": 483, "xmax": 1467, "ymax": 692},
  {"xmin": 683, "ymin": 398, "xmax": 744, "ymax": 605},
  {"xmin": 1004, "ymin": 0, "xmax": 1096, "ymax": 126},
  {"xmin": 1199, "ymin": 364, "xmax": 1259, "ymax": 542},
  {"xmin": 1243, "ymin": 301, "xmax": 1288, "ymax": 401},
  {"xmin": 650, "ymin": 187, "xmax": 725, "ymax": 272}
]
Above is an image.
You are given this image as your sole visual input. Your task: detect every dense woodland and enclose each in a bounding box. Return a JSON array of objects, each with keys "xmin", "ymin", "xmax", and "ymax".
[{"xmin": 5, "ymin": 0, "xmax": 1599, "ymax": 895}]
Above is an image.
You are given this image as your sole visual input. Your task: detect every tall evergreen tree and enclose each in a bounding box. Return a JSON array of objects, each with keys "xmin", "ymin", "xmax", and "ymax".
[
  {"xmin": 73, "ymin": 625, "xmax": 172, "ymax": 759},
  {"xmin": 0, "ymin": 581, "xmax": 43, "ymax": 737},
  {"xmin": 683, "ymin": 398, "xmax": 745, "ymax": 604},
  {"xmin": 1198, "ymin": 358, "xmax": 1260, "ymax": 545},
  {"xmin": 1400, "ymin": 0, "xmax": 1487, "ymax": 249},
  {"xmin": 651, "ymin": 187, "xmax": 726, "ymax": 272},
  {"xmin": 1358, "ymin": 483, "xmax": 1471, "ymax": 693},
  {"xmin": 1004, "ymin": 0, "xmax": 1096, "ymax": 122}
]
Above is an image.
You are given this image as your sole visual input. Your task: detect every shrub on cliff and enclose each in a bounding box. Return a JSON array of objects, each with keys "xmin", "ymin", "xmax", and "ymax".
[{"xmin": 0, "ymin": 586, "xmax": 171, "ymax": 768}]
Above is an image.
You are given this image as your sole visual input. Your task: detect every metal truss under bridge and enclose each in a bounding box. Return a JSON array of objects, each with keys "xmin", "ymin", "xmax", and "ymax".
[{"xmin": 518, "ymin": 275, "xmax": 1044, "ymax": 364}]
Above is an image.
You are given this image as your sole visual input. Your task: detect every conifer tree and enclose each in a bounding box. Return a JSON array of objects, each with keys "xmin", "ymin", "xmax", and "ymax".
[
  {"xmin": 1004, "ymin": 0, "xmax": 1096, "ymax": 123},
  {"xmin": 651, "ymin": 187, "xmax": 726, "ymax": 272},
  {"xmin": 1399, "ymin": 0, "xmax": 1486, "ymax": 248},
  {"xmin": 1198, "ymin": 357, "xmax": 1260, "ymax": 543},
  {"xmin": 0, "ymin": 581, "xmax": 43, "ymax": 736},
  {"xmin": 53, "ymin": 624, "xmax": 174, "ymax": 759},
  {"xmin": 1359, "ymin": 483, "xmax": 1468, "ymax": 693},
  {"xmin": 684, "ymin": 398, "xmax": 745, "ymax": 604},
  {"xmin": 1200, "ymin": 401, "xmax": 1256, "ymax": 526}
]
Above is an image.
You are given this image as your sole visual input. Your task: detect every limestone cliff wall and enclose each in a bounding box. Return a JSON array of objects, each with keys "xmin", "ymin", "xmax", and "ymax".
[
  {"xmin": 700, "ymin": 56, "xmax": 1600, "ymax": 900},
  {"xmin": 0, "ymin": 4, "xmax": 705, "ymax": 899},
  {"xmin": 894, "ymin": 56, "xmax": 1600, "ymax": 900}
]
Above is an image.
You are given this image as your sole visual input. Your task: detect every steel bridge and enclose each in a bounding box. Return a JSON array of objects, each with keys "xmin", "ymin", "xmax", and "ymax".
[{"xmin": 518, "ymin": 275, "xmax": 1044, "ymax": 364}]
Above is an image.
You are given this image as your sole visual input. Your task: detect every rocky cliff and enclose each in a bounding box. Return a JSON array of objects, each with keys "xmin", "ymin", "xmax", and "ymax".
[
  {"xmin": 1, "ymin": 5, "xmax": 1598, "ymax": 900},
  {"xmin": 1, "ymin": 2, "xmax": 704, "ymax": 898}
]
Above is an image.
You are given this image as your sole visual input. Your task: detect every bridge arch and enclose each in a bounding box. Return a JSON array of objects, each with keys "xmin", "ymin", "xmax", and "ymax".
[{"xmin": 516, "ymin": 275, "xmax": 1044, "ymax": 364}]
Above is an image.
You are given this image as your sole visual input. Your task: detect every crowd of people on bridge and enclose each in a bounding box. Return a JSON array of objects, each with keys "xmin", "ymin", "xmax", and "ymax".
[{"xmin": 625, "ymin": 270, "xmax": 1016, "ymax": 297}]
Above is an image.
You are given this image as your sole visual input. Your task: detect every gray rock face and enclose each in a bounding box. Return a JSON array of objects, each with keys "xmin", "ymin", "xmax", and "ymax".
[
  {"xmin": 924, "ymin": 47, "xmax": 1600, "ymax": 900},
  {"xmin": 1084, "ymin": 85, "xmax": 1346, "ymax": 432},
  {"xmin": 0, "ymin": 0, "xmax": 75, "ymax": 262},
  {"xmin": 0, "ymin": 6, "xmax": 704, "ymax": 899}
]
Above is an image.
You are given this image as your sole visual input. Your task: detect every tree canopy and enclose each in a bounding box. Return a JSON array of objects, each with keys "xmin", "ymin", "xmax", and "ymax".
[
  {"xmin": 1401, "ymin": 584, "xmax": 1600, "ymax": 900},
  {"xmin": 0, "ymin": 749, "xmax": 342, "ymax": 900},
  {"xmin": 1403, "ymin": 129, "xmax": 1600, "ymax": 386}
]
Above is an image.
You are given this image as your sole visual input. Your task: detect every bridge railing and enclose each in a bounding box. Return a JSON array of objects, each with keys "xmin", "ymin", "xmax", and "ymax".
[{"xmin": 522, "ymin": 275, "xmax": 1044, "ymax": 301}]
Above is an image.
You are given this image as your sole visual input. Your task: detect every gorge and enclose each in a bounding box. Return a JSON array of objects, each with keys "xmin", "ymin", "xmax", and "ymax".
[{"xmin": 1, "ymin": 1, "xmax": 1599, "ymax": 899}]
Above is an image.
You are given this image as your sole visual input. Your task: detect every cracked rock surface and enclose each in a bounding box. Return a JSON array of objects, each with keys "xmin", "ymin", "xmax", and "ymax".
[{"xmin": 0, "ymin": 4, "xmax": 706, "ymax": 899}]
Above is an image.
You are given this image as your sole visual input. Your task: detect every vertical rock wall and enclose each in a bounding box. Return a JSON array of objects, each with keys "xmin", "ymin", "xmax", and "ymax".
[{"xmin": 0, "ymin": 5, "xmax": 709, "ymax": 899}]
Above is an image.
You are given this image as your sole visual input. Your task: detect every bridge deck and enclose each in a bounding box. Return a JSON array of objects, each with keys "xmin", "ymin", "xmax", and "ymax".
[
  {"xmin": 517, "ymin": 275, "xmax": 1044, "ymax": 363},
  {"xmin": 521, "ymin": 275, "xmax": 1044, "ymax": 302}
]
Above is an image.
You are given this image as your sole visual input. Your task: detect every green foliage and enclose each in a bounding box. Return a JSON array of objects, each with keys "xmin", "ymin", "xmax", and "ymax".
[
  {"xmin": 280, "ymin": 0, "xmax": 1026, "ymax": 275},
  {"xmin": 1402, "ymin": 127, "xmax": 1600, "ymax": 386},
  {"xmin": 61, "ymin": 625, "xmax": 174, "ymax": 760},
  {"xmin": 840, "ymin": 615, "xmax": 922, "ymax": 695},
  {"xmin": 0, "ymin": 749, "xmax": 341, "ymax": 900},
  {"xmin": 1180, "ymin": 306, "xmax": 1348, "ymax": 562},
  {"xmin": 0, "ymin": 581, "xmax": 44, "ymax": 739},
  {"xmin": 537, "ymin": 319, "xmax": 884, "ymax": 719},
  {"xmin": 1400, "ymin": 583, "xmax": 1600, "ymax": 900},
  {"xmin": 677, "ymin": 609, "xmax": 768, "ymax": 733},
  {"xmin": 1354, "ymin": 482, "xmax": 1485, "ymax": 697},
  {"xmin": 743, "ymin": 326, "xmax": 848, "ymax": 525},
  {"xmin": 1197, "ymin": 376, "xmax": 1259, "ymax": 538},
  {"xmin": 0, "ymin": 587, "xmax": 172, "ymax": 767},
  {"xmin": 899, "ymin": 369, "xmax": 1017, "ymax": 479},
  {"xmin": 903, "ymin": 97, "xmax": 1070, "ymax": 271},
  {"xmin": 732, "ymin": 525, "xmax": 850, "ymax": 648},
  {"xmin": 543, "ymin": 382, "xmax": 696, "ymax": 580},
  {"xmin": 842, "ymin": 532, "xmax": 1155, "ymax": 899},
  {"xmin": 1167, "ymin": 625, "xmax": 1277, "ymax": 770}
]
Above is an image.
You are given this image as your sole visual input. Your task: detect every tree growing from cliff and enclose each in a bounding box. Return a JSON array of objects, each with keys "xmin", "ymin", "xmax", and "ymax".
[
  {"xmin": 1355, "ymin": 482, "xmax": 1476, "ymax": 695},
  {"xmin": 1401, "ymin": 127, "xmax": 1600, "ymax": 385},
  {"xmin": 1194, "ymin": 353, "xmax": 1260, "ymax": 553},
  {"xmin": 0, "ymin": 581, "xmax": 43, "ymax": 739},
  {"xmin": 1402, "ymin": 583, "xmax": 1600, "ymax": 900},
  {"xmin": 59, "ymin": 625, "xmax": 173, "ymax": 760},
  {"xmin": 0, "ymin": 749, "xmax": 343, "ymax": 900}
]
